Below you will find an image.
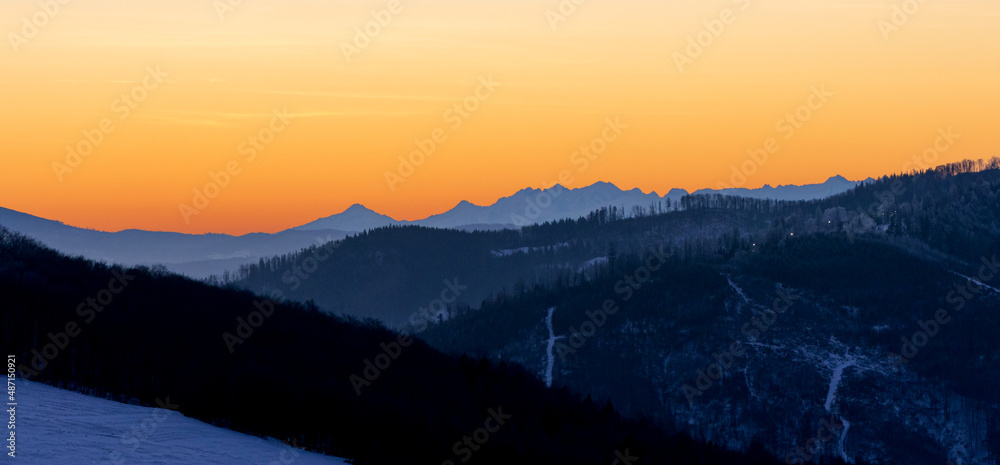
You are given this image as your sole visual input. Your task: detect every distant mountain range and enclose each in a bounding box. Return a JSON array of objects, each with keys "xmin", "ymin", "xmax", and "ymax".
[
  {"xmin": 692, "ymin": 175, "xmax": 866, "ymax": 201},
  {"xmin": 295, "ymin": 204, "xmax": 399, "ymax": 232},
  {"xmin": 229, "ymin": 162, "xmax": 1000, "ymax": 465},
  {"xmin": 0, "ymin": 206, "xmax": 349, "ymax": 278},
  {"xmin": 298, "ymin": 176, "xmax": 865, "ymax": 231},
  {"xmin": 0, "ymin": 176, "xmax": 864, "ymax": 277}
]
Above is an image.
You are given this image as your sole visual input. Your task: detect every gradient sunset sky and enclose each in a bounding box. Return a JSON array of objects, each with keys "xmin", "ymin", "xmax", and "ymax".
[{"xmin": 2, "ymin": 0, "xmax": 998, "ymax": 234}]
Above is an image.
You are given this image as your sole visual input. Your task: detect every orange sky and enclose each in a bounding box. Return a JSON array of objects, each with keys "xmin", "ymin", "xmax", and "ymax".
[{"xmin": 2, "ymin": 0, "xmax": 998, "ymax": 234}]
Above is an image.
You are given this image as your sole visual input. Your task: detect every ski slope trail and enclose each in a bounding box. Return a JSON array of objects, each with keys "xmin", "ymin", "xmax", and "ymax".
[
  {"xmin": 544, "ymin": 307, "xmax": 565, "ymax": 388},
  {"xmin": 824, "ymin": 359, "xmax": 856, "ymax": 464},
  {"xmin": 824, "ymin": 360, "xmax": 855, "ymax": 413}
]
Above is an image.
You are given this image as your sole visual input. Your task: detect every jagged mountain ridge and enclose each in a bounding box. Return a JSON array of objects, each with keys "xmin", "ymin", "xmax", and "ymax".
[
  {"xmin": 297, "ymin": 176, "xmax": 864, "ymax": 231},
  {"xmin": 0, "ymin": 176, "xmax": 861, "ymax": 279},
  {"xmin": 233, "ymin": 159, "xmax": 1000, "ymax": 464}
]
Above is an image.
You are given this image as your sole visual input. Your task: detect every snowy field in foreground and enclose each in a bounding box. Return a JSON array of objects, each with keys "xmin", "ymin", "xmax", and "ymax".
[{"xmin": 13, "ymin": 380, "xmax": 350, "ymax": 464}]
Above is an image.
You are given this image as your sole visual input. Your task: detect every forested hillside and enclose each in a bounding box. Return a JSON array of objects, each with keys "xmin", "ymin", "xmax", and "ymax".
[
  {"xmin": 418, "ymin": 161, "xmax": 1000, "ymax": 464},
  {"xmin": 0, "ymin": 228, "xmax": 800, "ymax": 465},
  {"xmin": 230, "ymin": 159, "xmax": 1000, "ymax": 326},
  {"xmin": 226, "ymin": 159, "xmax": 1000, "ymax": 464}
]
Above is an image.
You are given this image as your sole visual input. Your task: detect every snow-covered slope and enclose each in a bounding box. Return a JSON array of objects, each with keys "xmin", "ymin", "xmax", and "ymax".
[{"xmin": 15, "ymin": 380, "xmax": 349, "ymax": 464}]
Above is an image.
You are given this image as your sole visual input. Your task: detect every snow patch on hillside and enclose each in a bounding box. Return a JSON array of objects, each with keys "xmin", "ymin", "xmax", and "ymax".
[
  {"xmin": 951, "ymin": 271, "xmax": 1000, "ymax": 295},
  {"xmin": 727, "ymin": 276, "xmax": 752, "ymax": 306},
  {"xmin": 17, "ymin": 380, "xmax": 349, "ymax": 464},
  {"xmin": 837, "ymin": 419, "xmax": 852, "ymax": 463},
  {"xmin": 824, "ymin": 359, "xmax": 855, "ymax": 413},
  {"xmin": 577, "ymin": 256, "xmax": 608, "ymax": 272},
  {"xmin": 821, "ymin": 354, "xmax": 857, "ymax": 464},
  {"xmin": 492, "ymin": 242, "xmax": 570, "ymax": 257},
  {"xmin": 543, "ymin": 307, "xmax": 565, "ymax": 388}
]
